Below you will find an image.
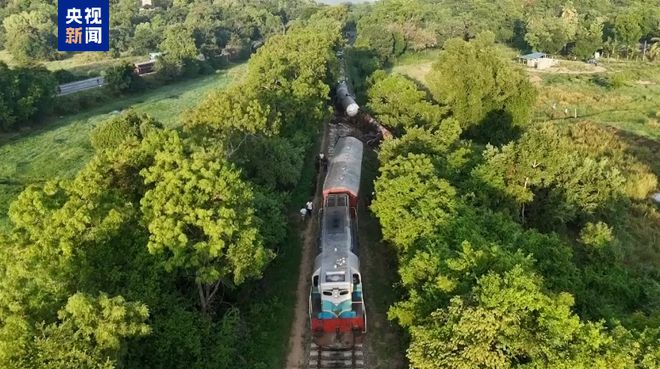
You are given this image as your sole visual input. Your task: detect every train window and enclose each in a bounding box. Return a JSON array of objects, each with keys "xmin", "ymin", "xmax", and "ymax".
[
  {"xmin": 353, "ymin": 274, "xmax": 360, "ymax": 284},
  {"xmin": 322, "ymin": 291, "xmax": 332, "ymax": 296},
  {"xmin": 313, "ymin": 276, "xmax": 319, "ymax": 287},
  {"xmin": 325, "ymin": 272, "xmax": 346, "ymax": 282},
  {"xmin": 327, "ymin": 196, "xmax": 336, "ymax": 207},
  {"xmin": 337, "ymin": 196, "xmax": 347, "ymax": 207},
  {"xmin": 339, "ymin": 290, "xmax": 349, "ymax": 296}
]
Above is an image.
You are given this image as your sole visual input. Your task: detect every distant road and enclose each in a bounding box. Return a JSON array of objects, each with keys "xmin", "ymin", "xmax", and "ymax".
[{"xmin": 57, "ymin": 77, "xmax": 105, "ymax": 96}]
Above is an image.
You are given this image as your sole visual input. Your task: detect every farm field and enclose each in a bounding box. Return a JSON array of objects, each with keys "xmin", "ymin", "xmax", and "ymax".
[{"xmin": 0, "ymin": 64, "xmax": 245, "ymax": 230}]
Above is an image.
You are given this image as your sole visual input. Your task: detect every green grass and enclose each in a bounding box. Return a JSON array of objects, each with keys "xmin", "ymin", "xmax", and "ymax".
[
  {"xmin": 0, "ymin": 65, "xmax": 246, "ymax": 230},
  {"xmin": 534, "ymin": 60, "xmax": 660, "ymax": 141},
  {"xmin": 0, "ymin": 50, "xmax": 146, "ymax": 77},
  {"xmin": 390, "ymin": 50, "xmax": 439, "ymax": 85}
]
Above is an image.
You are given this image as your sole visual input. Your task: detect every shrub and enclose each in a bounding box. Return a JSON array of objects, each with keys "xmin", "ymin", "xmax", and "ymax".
[
  {"xmin": 579, "ymin": 221, "xmax": 614, "ymax": 248},
  {"xmin": 52, "ymin": 69, "xmax": 78, "ymax": 84},
  {"xmin": 90, "ymin": 110, "xmax": 161, "ymax": 152},
  {"xmin": 104, "ymin": 63, "xmax": 140, "ymax": 95},
  {"xmin": 608, "ymin": 72, "xmax": 629, "ymax": 89}
]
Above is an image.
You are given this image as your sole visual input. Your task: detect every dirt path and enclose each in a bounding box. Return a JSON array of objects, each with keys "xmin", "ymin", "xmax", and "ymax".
[
  {"xmin": 284, "ymin": 120, "xmax": 329, "ymax": 369},
  {"xmin": 527, "ymin": 64, "xmax": 606, "ymax": 74}
]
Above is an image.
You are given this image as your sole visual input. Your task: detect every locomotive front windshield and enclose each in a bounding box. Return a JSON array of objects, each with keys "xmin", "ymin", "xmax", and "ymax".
[{"xmin": 325, "ymin": 271, "xmax": 346, "ymax": 282}]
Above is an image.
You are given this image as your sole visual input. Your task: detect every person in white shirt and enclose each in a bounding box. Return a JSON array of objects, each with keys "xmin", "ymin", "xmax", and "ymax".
[
  {"xmin": 300, "ymin": 207, "xmax": 307, "ymax": 221},
  {"xmin": 306, "ymin": 201, "xmax": 313, "ymax": 217}
]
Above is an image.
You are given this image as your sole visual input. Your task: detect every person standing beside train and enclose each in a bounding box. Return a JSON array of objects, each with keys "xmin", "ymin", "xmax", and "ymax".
[{"xmin": 306, "ymin": 200, "xmax": 313, "ymax": 218}]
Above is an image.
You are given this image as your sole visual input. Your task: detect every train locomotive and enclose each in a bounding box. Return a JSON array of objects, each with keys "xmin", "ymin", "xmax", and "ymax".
[{"xmin": 309, "ymin": 136, "xmax": 366, "ymax": 347}]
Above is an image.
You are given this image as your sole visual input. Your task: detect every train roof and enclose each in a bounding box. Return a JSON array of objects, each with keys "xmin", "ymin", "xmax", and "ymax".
[
  {"xmin": 323, "ymin": 136, "xmax": 363, "ymax": 199},
  {"xmin": 315, "ymin": 202, "xmax": 359, "ymax": 283}
]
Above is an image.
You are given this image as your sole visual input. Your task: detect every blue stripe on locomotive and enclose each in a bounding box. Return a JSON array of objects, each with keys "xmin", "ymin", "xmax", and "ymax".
[{"xmin": 319, "ymin": 300, "xmax": 356, "ymax": 319}]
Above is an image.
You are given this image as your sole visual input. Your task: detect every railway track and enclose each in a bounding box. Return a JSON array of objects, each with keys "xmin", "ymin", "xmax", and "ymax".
[
  {"xmin": 327, "ymin": 118, "xmax": 355, "ymax": 158},
  {"xmin": 308, "ymin": 343, "xmax": 365, "ymax": 369}
]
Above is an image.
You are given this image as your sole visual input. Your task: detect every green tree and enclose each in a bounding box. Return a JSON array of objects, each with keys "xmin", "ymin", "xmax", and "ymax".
[
  {"xmin": 427, "ymin": 32, "xmax": 536, "ymax": 141},
  {"xmin": 407, "ymin": 266, "xmax": 647, "ymax": 369},
  {"xmin": 579, "ymin": 221, "xmax": 614, "ymax": 248},
  {"xmin": 525, "ymin": 6, "xmax": 578, "ymax": 54},
  {"xmin": 2, "ymin": 9, "xmax": 56, "ymax": 63},
  {"xmin": 104, "ymin": 63, "xmax": 141, "ymax": 95},
  {"xmin": 471, "ymin": 122, "xmax": 656, "ymax": 228},
  {"xmin": 90, "ymin": 111, "xmax": 161, "ymax": 152},
  {"xmin": 183, "ymin": 85, "xmax": 280, "ymax": 152},
  {"xmin": 355, "ymin": 20, "xmax": 397, "ymax": 64},
  {"xmin": 0, "ymin": 62, "xmax": 56, "ymax": 130},
  {"xmin": 161, "ymin": 24, "xmax": 198, "ymax": 61},
  {"xmin": 367, "ymin": 73, "xmax": 446, "ymax": 133},
  {"xmin": 525, "ymin": 16, "xmax": 572, "ymax": 54},
  {"xmin": 139, "ymin": 131, "xmax": 273, "ymax": 312},
  {"xmin": 572, "ymin": 18, "xmax": 605, "ymax": 59},
  {"xmin": 158, "ymin": 24, "xmax": 199, "ymax": 79},
  {"xmin": 33, "ymin": 293, "xmax": 150, "ymax": 369},
  {"xmin": 131, "ymin": 22, "xmax": 163, "ymax": 55},
  {"xmin": 243, "ymin": 24, "xmax": 340, "ymax": 134},
  {"xmin": 371, "ymin": 153, "xmax": 458, "ymax": 251},
  {"xmin": 614, "ymin": 11, "xmax": 643, "ymax": 54}
]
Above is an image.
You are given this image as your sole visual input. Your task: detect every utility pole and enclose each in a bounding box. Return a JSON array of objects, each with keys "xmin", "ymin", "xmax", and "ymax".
[{"xmin": 643, "ymin": 40, "xmax": 648, "ymax": 61}]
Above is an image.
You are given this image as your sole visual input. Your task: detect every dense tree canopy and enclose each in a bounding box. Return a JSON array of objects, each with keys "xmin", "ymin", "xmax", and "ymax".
[
  {"xmin": 349, "ymin": 0, "xmax": 660, "ymax": 60},
  {"xmin": 427, "ymin": 32, "xmax": 537, "ymax": 143},
  {"xmin": 408, "ymin": 267, "xmax": 657, "ymax": 369},
  {"xmin": 364, "ymin": 25, "xmax": 659, "ymax": 369},
  {"xmin": 2, "ymin": 8, "xmax": 56, "ymax": 63},
  {"xmin": 0, "ymin": 62, "xmax": 56, "ymax": 130},
  {"xmin": 367, "ymin": 73, "xmax": 446, "ymax": 133},
  {"xmin": 140, "ymin": 131, "xmax": 273, "ymax": 311},
  {"xmin": 472, "ymin": 122, "xmax": 657, "ymax": 229},
  {"xmin": 0, "ymin": 18, "xmax": 341, "ymax": 368}
]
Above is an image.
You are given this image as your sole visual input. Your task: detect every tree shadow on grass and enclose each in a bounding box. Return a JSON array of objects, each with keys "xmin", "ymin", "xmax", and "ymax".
[
  {"xmin": 614, "ymin": 129, "xmax": 660, "ymax": 177},
  {"xmin": 466, "ymin": 110, "xmax": 522, "ymax": 147}
]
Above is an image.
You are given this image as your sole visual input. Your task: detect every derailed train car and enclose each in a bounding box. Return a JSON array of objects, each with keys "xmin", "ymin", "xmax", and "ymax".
[
  {"xmin": 310, "ymin": 136, "xmax": 366, "ymax": 347},
  {"xmin": 335, "ymin": 81, "xmax": 359, "ymax": 117}
]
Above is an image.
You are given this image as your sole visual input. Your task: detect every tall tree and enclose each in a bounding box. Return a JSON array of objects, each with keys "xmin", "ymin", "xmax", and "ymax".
[
  {"xmin": 572, "ymin": 17, "xmax": 605, "ymax": 59},
  {"xmin": 2, "ymin": 9, "xmax": 56, "ymax": 63},
  {"xmin": 139, "ymin": 131, "xmax": 273, "ymax": 312},
  {"xmin": 371, "ymin": 153, "xmax": 458, "ymax": 251},
  {"xmin": 614, "ymin": 11, "xmax": 643, "ymax": 55},
  {"xmin": 427, "ymin": 32, "xmax": 536, "ymax": 143}
]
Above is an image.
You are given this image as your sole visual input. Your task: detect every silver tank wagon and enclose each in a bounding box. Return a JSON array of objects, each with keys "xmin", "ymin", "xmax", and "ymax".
[{"xmin": 335, "ymin": 81, "xmax": 359, "ymax": 117}]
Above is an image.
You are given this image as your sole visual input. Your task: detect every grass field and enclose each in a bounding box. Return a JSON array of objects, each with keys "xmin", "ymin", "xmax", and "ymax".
[
  {"xmin": 390, "ymin": 49, "xmax": 440, "ymax": 85},
  {"xmin": 0, "ymin": 50, "xmax": 147, "ymax": 77},
  {"xmin": 0, "ymin": 64, "xmax": 246, "ymax": 230},
  {"xmin": 533, "ymin": 61, "xmax": 660, "ymax": 141}
]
